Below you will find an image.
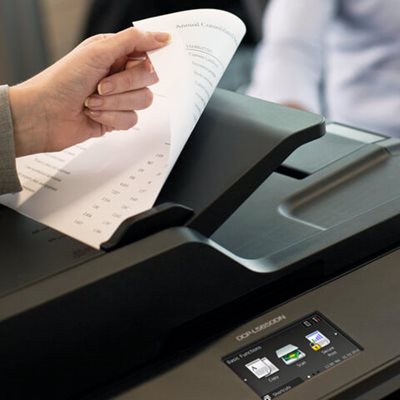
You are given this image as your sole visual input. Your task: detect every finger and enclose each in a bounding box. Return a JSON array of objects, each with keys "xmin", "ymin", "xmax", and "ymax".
[
  {"xmin": 109, "ymin": 55, "xmax": 130, "ymax": 75},
  {"xmin": 125, "ymin": 55, "xmax": 147, "ymax": 70},
  {"xmin": 84, "ymin": 116, "xmax": 114, "ymax": 138},
  {"xmin": 110, "ymin": 54, "xmax": 147, "ymax": 76},
  {"xmin": 85, "ymin": 88, "xmax": 154, "ymax": 111},
  {"xmin": 97, "ymin": 60, "xmax": 158, "ymax": 95},
  {"xmin": 84, "ymin": 109, "xmax": 138, "ymax": 131},
  {"xmin": 94, "ymin": 27, "xmax": 170, "ymax": 66}
]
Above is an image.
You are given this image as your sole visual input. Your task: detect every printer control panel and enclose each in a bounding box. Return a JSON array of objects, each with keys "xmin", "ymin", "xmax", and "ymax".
[{"xmin": 223, "ymin": 313, "xmax": 361, "ymax": 399}]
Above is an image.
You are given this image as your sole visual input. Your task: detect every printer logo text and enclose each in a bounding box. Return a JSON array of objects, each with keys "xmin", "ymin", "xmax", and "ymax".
[{"xmin": 235, "ymin": 315, "xmax": 287, "ymax": 342}]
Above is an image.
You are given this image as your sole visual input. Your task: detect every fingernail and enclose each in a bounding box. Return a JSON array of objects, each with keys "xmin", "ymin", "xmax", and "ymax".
[
  {"xmin": 85, "ymin": 96, "xmax": 104, "ymax": 108},
  {"xmin": 127, "ymin": 55, "xmax": 147, "ymax": 62},
  {"xmin": 153, "ymin": 32, "xmax": 171, "ymax": 44},
  {"xmin": 98, "ymin": 81, "xmax": 114, "ymax": 95},
  {"xmin": 126, "ymin": 55, "xmax": 146, "ymax": 68},
  {"xmin": 85, "ymin": 109, "xmax": 101, "ymax": 118},
  {"xmin": 147, "ymin": 62, "xmax": 155, "ymax": 74},
  {"xmin": 126, "ymin": 59, "xmax": 144, "ymax": 69}
]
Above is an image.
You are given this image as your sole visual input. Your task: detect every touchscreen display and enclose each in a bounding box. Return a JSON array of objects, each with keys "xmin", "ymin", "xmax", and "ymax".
[{"xmin": 223, "ymin": 313, "xmax": 361, "ymax": 399}]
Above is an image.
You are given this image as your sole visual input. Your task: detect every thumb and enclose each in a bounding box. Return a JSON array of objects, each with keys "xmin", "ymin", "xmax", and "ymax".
[{"xmin": 94, "ymin": 27, "xmax": 170, "ymax": 65}]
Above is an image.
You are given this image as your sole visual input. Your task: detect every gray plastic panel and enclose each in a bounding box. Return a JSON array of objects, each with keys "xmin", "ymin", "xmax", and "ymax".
[
  {"xmin": 282, "ymin": 123, "xmax": 385, "ymax": 174},
  {"xmin": 212, "ymin": 129, "xmax": 400, "ymax": 260},
  {"xmin": 117, "ymin": 247, "xmax": 400, "ymax": 399},
  {"xmin": 0, "ymin": 206, "xmax": 99, "ymax": 296}
]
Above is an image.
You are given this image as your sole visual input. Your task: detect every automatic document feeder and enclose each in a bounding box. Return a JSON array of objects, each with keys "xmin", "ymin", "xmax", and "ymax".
[{"xmin": 1, "ymin": 89, "xmax": 400, "ymax": 399}]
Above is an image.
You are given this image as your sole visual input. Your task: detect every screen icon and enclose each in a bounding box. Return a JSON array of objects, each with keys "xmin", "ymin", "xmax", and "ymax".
[
  {"xmin": 275, "ymin": 344, "xmax": 306, "ymax": 365},
  {"xmin": 245, "ymin": 357, "xmax": 279, "ymax": 379},
  {"xmin": 306, "ymin": 330, "xmax": 331, "ymax": 351}
]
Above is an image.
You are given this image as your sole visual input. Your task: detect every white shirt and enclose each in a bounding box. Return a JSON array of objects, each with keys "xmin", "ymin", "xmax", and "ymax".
[{"xmin": 247, "ymin": 0, "xmax": 400, "ymax": 137}]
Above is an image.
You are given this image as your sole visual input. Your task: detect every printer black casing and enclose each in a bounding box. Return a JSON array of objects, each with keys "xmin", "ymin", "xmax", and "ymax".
[{"xmin": 1, "ymin": 89, "xmax": 400, "ymax": 399}]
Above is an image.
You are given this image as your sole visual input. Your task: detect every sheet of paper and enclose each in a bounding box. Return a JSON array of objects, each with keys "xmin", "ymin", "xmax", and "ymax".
[
  {"xmin": 136, "ymin": 9, "xmax": 246, "ymax": 161},
  {"xmin": 0, "ymin": 9, "xmax": 246, "ymax": 249}
]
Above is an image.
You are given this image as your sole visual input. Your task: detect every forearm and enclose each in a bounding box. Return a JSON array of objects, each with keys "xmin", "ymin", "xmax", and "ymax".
[
  {"xmin": 8, "ymin": 83, "xmax": 46, "ymax": 157},
  {"xmin": 0, "ymin": 85, "xmax": 21, "ymax": 195}
]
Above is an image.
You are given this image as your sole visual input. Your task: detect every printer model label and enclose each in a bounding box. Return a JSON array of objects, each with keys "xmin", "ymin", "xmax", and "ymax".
[{"xmin": 223, "ymin": 313, "xmax": 361, "ymax": 399}]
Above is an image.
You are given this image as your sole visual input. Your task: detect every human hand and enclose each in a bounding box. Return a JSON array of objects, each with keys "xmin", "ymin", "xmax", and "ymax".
[{"xmin": 8, "ymin": 27, "xmax": 170, "ymax": 157}]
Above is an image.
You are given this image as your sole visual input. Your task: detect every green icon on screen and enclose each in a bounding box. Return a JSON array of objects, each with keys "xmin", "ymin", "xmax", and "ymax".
[{"xmin": 276, "ymin": 344, "xmax": 306, "ymax": 365}]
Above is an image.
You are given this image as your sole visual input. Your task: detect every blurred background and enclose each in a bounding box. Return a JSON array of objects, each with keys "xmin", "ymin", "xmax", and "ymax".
[
  {"xmin": 0, "ymin": 0, "xmax": 92, "ymax": 84},
  {"xmin": 0, "ymin": 0, "xmax": 267, "ymax": 90}
]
